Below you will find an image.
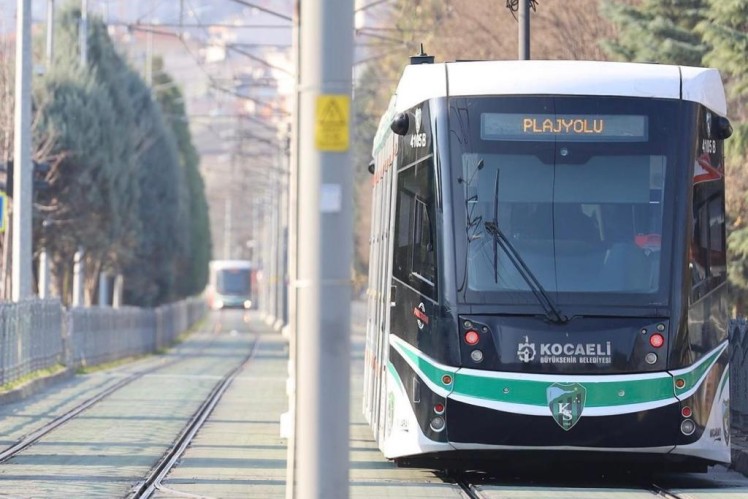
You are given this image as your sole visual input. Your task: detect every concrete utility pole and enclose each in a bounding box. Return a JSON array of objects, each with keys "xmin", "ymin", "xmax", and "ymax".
[
  {"xmin": 270, "ymin": 177, "xmax": 280, "ymax": 325},
  {"xmin": 98, "ymin": 273, "xmax": 109, "ymax": 305},
  {"xmin": 519, "ymin": 0, "xmax": 530, "ymax": 60},
  {"xmin": 42, "ymin": 0, "xmax": 55, "ymax": 298},
  {"xmin": 146, "ymin": 29, "xmax": 154, "ymax": 85},
  {"xmin": 284, "ymin": 3, "xmax": 301, "ymax": 495},
  {"xmin": 80, "ymin": 0, "xmax": 88, "ymax": 65},
  {"xmin": 276, "ymin": 145, "xmax": 289, "ymax": 329},
  {"xmin": 12, "ymin": 0, "xmax": 33, "ymax": 301},
  {"xmin": 46, "ymin": 0, "xmax": 55, "ymax": 66},
  {"xmin": 294, "ymin": 0, "xmax": 354, "ymax": 497},
  {"xmin": 112, "ymin": 274, "xmax": 123, "ymax": 308},
  {"xmin": 73, "ymin": 248, "xmax": 84, "ymax": 307},
  {"xmin": 39, "ymin": 250, "xmax": 50, "ymax": 298},
  {"xmin": 224, "ymin": 197, "xmax": 232, "ymax": 259}
]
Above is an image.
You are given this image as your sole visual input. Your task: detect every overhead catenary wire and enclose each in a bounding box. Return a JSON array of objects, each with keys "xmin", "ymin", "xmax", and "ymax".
[
  {"xmin": 105, "ymin": 20, "xmax": 293, "ymax": 29},
  {"xmin": 225, "ymin": 0, "xmax": 293, "ymax": 22},
  {"xmin": 226, "ymin": 44, "xmax": 293, "ymax": 76},
  {"xmin": 148, "ymin": 21, "xmax": 288, "ymax": 116}
]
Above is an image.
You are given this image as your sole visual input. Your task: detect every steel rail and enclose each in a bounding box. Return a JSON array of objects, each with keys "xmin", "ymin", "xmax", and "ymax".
[
  {"xmin": 0, "ymin": 323, "xmax": 223, "ymax": 464},
  {"xmin": 444, "ymin": 471, "xmax": 689, "ymax": 498},
  {"xmin": 651, "ymin": 483, "xmax": 687, "ymax": 499},
  {"xmin": 437, "ymin": 471, "xmax": 489, "ymax": 499},
  {"xmin": 129, "ymin": 335, "xmax": 261, "ymax": 498},
  {"xmin": 0, "ymin": 355, "xmax": 182, "ymax": 464}
]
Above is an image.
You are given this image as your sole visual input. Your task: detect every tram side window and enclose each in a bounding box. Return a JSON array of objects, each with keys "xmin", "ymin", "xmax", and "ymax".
[
  {"xmin": 690, "ymin": 183, "xmax": 726, "ymax": 302},
  {"xmin": 413, "ymin": 198, "xmax": 436, "ymax": 284},
  {"xmin": 392, "ymin": 160, "xmax": 437, "ymax": 299},
  {"xmin": 394, "ymin": 191, "xmax": 414, "ymax": 280}
]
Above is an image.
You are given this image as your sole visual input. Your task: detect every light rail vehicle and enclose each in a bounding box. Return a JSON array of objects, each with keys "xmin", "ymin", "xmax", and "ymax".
[{"xmin": 363, "ymin": 56, "xmax": 733, "ymax": 471}]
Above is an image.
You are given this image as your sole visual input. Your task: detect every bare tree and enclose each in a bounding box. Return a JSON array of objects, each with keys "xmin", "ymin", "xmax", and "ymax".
[{"xmin": 534, "ymin": 0, "xmax": 621, "ymax": 60}]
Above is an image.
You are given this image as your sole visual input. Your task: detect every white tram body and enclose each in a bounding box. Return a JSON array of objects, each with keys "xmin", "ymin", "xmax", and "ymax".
[{"xmin": 364, "ymin": 60, "xmax": 731, "ymax": 470}]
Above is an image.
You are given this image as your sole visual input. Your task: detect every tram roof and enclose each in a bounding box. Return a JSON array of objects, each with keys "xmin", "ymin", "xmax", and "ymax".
[
  {"xmin": 394, "ymin": 60, "xmax": 727, "ymax": 116},
  {"xmin": 210, "ymin": 259, "xmax": 252, "ymax": 270}
]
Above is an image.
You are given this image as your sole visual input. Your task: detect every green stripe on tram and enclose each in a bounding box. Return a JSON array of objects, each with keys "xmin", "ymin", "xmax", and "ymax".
[
  {"xmin": 392, "ymin": 337, "xmax": 729, "ymax": 409},
  {"xmin": 387, "ymin": 361, "xmax": 404, "ymax": 393},
  {"xmin": 453, "ymin": 372, "xmax": 673, "ymax": 408},
  {"xmin": 395, "ymin": 339, "xmax": 454, "ymax": 389},
  {"xmin": 672, "ymin": 343, "xmax": 726, "ymax": 397},
  {"xmin": 718, "ymin": 363, "xmax": 730, "ymax": 398}
]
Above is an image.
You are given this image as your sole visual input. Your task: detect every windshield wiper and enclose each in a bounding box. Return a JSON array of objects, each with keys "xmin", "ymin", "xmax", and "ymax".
[{"xmin": 483, "ymin": 221, "xmax": 568, "ymax": 324}]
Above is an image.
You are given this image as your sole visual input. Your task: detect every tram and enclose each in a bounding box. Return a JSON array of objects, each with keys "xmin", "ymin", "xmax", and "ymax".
[
  {"xmin": 207, "ymin": 259, "xmax": 254, "ymax": 310},
  {"xmin": 363, "ymin": 57, "xmax": 733, "ymax": 471}
]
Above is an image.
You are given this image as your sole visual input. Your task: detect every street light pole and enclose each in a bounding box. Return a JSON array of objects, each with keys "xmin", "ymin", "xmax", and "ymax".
[
  {"xmin": 46, "ymin": 0, "xmax": 55, "ymax": 66},
  {"xmin": 12, "ymin": 0, "xmax": 33, "ymax": 301},
  {"xmin": 284, "ymin": 4, "xmax": 301, "ymax": 496},
  {"xmin": 519, "ymin": 0, "xmax": 530, "ymax": 60}
]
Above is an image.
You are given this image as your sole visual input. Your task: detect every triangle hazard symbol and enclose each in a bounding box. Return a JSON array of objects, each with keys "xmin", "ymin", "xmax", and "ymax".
[{"xmin": 319, "ymin": 100, "xmax": 346, "ymax": 125}]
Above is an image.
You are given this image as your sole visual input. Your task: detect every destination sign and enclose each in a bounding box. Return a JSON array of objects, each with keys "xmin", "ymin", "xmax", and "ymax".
[{"xmin": 481, "ymin": 113, "xmax": 648, "ymax": 142}]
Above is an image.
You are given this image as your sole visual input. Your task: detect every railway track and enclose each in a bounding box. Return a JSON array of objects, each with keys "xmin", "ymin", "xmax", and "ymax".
[
  {"xmin": 454, "ymin": 475, "xmax": 487, "ymax": 499},
  {"xmin": 0, "ymin": 327, "xmax": 258, "ymax": 494},
  {"xmin": 447, "ymin": 471, "xmax": 691, "ymax": 499},
  {"xmin": 650, "ymin": 483, "xmax": 686, "ymax": 499},
  {"xmin": 128, "ymin": 335, "xmax": 260, "ymax": 498},
  {"xmin": 0, "ymin": 355, "xmax": 181, "ymax": 464}
]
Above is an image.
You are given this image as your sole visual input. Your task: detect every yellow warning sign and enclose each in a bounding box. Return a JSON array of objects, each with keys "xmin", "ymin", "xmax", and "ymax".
[{"xmin": 315, "ymin": 95, "xmax": 350, "ymax": 152}]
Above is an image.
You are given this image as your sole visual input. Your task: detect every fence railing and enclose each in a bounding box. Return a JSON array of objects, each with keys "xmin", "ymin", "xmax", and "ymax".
[
  {"xmin": 731, "ymin": 319, "xmax": 748, "ymax": 459},
  {"xmin": 0, "ymin": 297, "xmax": 206, "ymax": 387},
  {"xmin": 0, "ymin": 299, "xmax": 62, "ymax": 386}
]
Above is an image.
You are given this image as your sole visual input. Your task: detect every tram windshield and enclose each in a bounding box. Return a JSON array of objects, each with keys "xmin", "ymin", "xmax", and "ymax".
[{"xmin": 451, "ymin": 96, "xmax": 678, "ymax": 307}]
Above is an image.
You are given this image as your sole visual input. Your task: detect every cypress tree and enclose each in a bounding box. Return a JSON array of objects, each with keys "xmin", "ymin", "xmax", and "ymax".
[{"xmin": 600, "ymin": 0, "xmax": 709, "ymax": 66}]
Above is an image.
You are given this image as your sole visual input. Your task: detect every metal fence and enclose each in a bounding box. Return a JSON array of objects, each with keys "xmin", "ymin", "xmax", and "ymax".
[
  {"xmin": 731, "ymin": 319, "xmax": 748, "ymax": 465},
  {"xmin": 0, "ymin": 297, "xmax": 206, "ymax": 387},
  {"xmin": 69, "ymin": 306, "xmax": 158, "ymax": 368},
  {"xmin": 154, "ymin": 297, "xmax": 207, "ymax": 351},
  {"xmin": 0, "ymin": 299, "xmax": 62, "ymax": 386}
]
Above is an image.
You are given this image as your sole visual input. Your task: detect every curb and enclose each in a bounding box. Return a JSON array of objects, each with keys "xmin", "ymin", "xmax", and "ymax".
[{"xmin": 0, "ymin": 368, "xmax": 75, "ymax": 406}]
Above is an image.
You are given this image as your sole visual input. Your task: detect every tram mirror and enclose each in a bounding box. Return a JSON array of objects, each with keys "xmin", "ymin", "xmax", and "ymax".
[
  {"xmin": 714, "ymin": 116, "xmax": 733, "ymax": 140},
  {"xmin": 390, "ymin": 112, "xmax": 410, "ymax": 136},
  {"xmin": 368, "ymin": 160, "xmax": 375, "ymax": 175}
]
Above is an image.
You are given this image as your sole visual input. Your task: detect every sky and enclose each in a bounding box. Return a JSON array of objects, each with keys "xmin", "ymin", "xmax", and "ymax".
[{"xmin": 0, "ymin": 0, "xmax": 293, "ymax": 37}]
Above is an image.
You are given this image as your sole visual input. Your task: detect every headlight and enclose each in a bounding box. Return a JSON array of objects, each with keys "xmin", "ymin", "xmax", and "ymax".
[
  {"xmin": 244, "ymin": 300, "xmax": 252, "ymax": 309},
  {"xmin": 214, "ymin": 300, "xmax": 224, "ymax": 310}
]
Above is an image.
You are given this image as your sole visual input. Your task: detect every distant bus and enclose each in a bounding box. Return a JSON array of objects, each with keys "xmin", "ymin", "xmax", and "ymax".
[{"xmin": 207, "ymin": 260, "xmax": 254, "ymax": 310}]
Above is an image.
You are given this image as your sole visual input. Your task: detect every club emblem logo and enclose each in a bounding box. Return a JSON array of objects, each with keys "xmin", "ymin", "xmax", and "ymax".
[
  {"xmin": 517, "ymin": 335, "xmax": 536, "ymax": 363},
  {"xmin": 415, "ymin": 107, "xmax": 422, "ymax": 134},
  {"xmin": 547, "ymin": 382, "xmax": 586, "ymax": 431}
]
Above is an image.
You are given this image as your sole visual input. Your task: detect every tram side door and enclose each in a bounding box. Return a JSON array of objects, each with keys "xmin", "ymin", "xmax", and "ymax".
[
  {"xmin": 363, "ymin": 133, "xmax": 398, "ymax": 443},
  {"xmin": 362, "ymin": 166, "xmax": 380, "ymax": 423},
  {"xmin": 373, "ymin": 151, "xmax": 398, "ymax": 443}
]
